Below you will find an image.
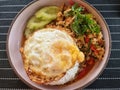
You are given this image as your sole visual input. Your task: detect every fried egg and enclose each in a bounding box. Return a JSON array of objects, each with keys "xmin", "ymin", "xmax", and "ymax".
[
  {"xmin": 47, "ymin": 61, "xmax": 79, "ymax": 85},
  {"xmin": 22, "ymin": 28, "xmax": 84, "ymax": 84}
]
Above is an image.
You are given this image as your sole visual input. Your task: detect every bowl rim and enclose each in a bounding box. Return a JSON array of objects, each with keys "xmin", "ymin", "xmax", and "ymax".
[{"xmin": 6, "ymin": 0, "xmax": 111, "ymax": 89}]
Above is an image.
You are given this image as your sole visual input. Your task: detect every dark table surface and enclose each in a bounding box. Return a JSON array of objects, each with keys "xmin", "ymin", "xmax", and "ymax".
[{"xmin": 0, "ymin": 0, "xmax": 120, "ymax": 90}]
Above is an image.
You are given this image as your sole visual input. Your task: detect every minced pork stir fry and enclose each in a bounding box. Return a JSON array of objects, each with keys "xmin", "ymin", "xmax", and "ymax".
[{"xmin": 22, "ymin": 2, "xmax": 105, "ymax": 85}]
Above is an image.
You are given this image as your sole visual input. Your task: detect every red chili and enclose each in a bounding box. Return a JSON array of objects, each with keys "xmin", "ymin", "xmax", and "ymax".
[
  {"xmin": 76, "ymin": 57, "xmax": 95, "ymax": 80},
  {"xmin": 77, "ymin": 69, "xmax": 86, "ymax": 79},
  {"xmin": 90, "ymin": 44, "xmax": 98, "ymax": 53},
  {"xmin": 69, "ymin": 0, "xmax": 75, "ymax": 5},
  {"xmin": 85, "ymin": 36, "xmax": 90, "ymax": 43},
  {"xmin": 87, "ymin": 57, "xmax": 95, "ymax": 65}
]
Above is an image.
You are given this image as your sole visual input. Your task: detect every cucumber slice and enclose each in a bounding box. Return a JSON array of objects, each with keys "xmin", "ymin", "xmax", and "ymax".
[
  {"xmin": 24, "ymin": 28, "xmax": 32, "ymax": 38},
  {"xmin": 25, "ymin": 16, "xmax": 51, "ymax": 38},
  {"xmin": 27, "ymin": 16, "xmax": 50, "ymax": 30},
  {"xmin": 24, "ymin": 6, "xmax": 59, "ymax": 38},
  {"xmin": 35, "ymin": 6, "xmax": 59, "ymax": 20},
  {"xmin": 27, "ymin": 16, "xmax": 36, "ymax": 30}
]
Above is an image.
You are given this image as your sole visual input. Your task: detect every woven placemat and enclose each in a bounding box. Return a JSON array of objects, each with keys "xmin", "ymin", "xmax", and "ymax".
[{"xmin": 0, "ymin": 0, "xmax": 120, "ymax": 89}]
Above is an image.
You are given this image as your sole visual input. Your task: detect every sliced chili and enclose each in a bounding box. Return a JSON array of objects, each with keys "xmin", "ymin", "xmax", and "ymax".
[
  {"xmin": 85, "ymin": 36, "xmax": 90, "ymax": 43},
  {"xmin": 76, "ymin": 57, "xmax": 95, "ymax": 80},
  {"xmin": 69, "ymin": 0, "xmax": 75, "ymax": 5},
  {"xmin": 90, "ymin": 44, "xmax": 98, "ymax": 53}
]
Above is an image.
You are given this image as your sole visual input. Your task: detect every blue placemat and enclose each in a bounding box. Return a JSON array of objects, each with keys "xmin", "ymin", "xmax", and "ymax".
[{"xmin": 0, "ymin": 0, "xmax": 120, "ymax": 89}]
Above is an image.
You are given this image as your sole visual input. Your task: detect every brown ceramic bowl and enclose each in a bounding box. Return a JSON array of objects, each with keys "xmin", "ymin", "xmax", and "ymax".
[{"xmin": 7, "ymin": 0, "xmax": 111, "ymax": 90}]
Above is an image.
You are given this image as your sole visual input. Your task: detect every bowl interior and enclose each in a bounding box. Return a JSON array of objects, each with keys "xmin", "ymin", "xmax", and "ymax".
[{"xmin": 7, "ymin": 0, "xmax": 111, "ymax": 90}]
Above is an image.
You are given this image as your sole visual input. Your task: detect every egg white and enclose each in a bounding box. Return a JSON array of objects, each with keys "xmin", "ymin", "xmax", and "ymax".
[{"xmin": 47, "ymin": 61, "xmax": 79, "ymax": 85}]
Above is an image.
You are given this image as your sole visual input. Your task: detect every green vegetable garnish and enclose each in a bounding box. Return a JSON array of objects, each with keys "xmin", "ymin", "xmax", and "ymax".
[
  {"xmin": 67, "ymin": 3, "xmax": 100, "ymax": 35},
  {"xmin": 71, "ymin": 3, "xmax": 83, "ymax": 14}
]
